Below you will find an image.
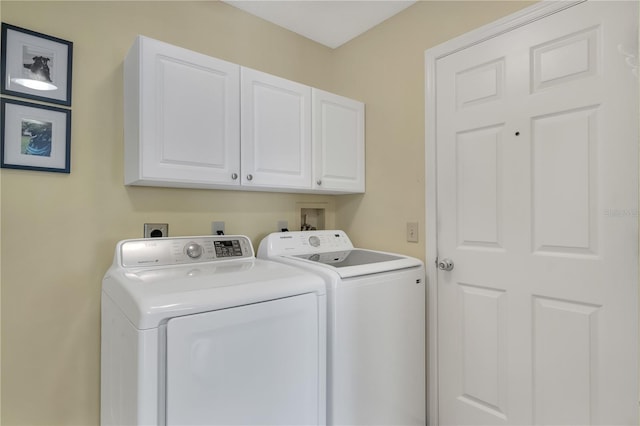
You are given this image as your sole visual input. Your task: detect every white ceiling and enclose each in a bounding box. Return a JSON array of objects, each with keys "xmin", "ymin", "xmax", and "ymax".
[{"xmin": 222, "ymin": 0, "xmax": 417, "ymax": 49}]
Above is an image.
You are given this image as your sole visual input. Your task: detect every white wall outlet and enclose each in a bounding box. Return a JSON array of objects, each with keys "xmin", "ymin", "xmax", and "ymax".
[
  {"xmin": 407, "ymin": 222, "xmax": 419, "ymax": 243},
  {"xmin": 144, "ymin": 223, "xmax": 168, "ymax": 238},
  {"xmin": 277, "ymin": 220, "xmax": 289, "ymax": 232},
  {"xmin": 212, "ymin": 221, "xmax": 225, "ymax": 235}
]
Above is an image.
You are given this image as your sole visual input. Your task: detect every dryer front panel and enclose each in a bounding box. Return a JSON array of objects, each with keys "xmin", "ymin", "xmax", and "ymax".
[{"xmin": 165, "ymin": 293, "xmax": 324, "ymax": 425}]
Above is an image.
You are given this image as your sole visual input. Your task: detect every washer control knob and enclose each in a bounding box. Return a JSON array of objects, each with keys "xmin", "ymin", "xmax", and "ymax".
[
  {"xmin": 185, "ymin": 242, "xmax": 203, "ymax": 259},
  {"xmin": 309, "ymin": 236, "xmax": 321, "ymax": 247}
]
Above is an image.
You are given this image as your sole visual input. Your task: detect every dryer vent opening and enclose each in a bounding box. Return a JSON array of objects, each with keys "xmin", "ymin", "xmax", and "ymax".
[{"xmin": 144, "ymin": 223, "xmax": 168, "ymax": 238}]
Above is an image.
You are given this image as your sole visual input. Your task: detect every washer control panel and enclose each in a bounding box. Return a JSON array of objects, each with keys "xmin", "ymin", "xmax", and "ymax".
[
  {"xmin": 119, "ymin": 235, "xmax": 253, "ymax": 267},
  {"xmin": 259, "ymin": 230, "xmax": 354, "ymax": 256}
]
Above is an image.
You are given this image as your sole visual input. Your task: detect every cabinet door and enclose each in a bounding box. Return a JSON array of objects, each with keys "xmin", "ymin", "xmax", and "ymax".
[
  {"xmin": 124, "ymin": 36, "xmax": 240, "ymax": 188},
  {"xmin": 241, "ymin": 67, "xmax": 312, "ymax": 190},
  {"xmin": 312, "ymin": 89, "xmax": 365, "ymax": 193}
]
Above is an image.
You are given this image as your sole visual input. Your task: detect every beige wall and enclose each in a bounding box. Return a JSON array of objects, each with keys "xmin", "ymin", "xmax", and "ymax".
[{"xmin": 0, "ymin": 1, "xmax": 531, "ymax": 424}]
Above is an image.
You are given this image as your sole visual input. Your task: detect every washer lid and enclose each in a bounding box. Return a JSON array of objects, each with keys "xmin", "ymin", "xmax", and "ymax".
[
  {"xmin": 258, "ymin": 231, "xmax": 423, "ymax": 278},
  {"xmin": 287, "ymin": 249, "xmax": 422, "ymax": 278},
  {"xmin": 295, "ymin": 249, "xmax": 402, "ymax": 267}
]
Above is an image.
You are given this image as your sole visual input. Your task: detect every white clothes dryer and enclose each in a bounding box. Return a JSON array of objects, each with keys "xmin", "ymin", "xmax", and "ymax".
[
  {"xmin": 258, "ymin": 230, "xmax": 425, "ymax": 426},
  {"xmin": 101, "ymin": 235, "xmax": 326, "ymax": 426}
]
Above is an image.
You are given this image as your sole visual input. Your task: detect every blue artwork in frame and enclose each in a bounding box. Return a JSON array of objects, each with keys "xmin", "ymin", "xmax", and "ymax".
[
  {"xmin": 1, "ymin": 23, "xmax": 73, "ymax": 106},
  {"xmin": 1, "ymin": 98, "xmax": 71, "ymax": 173}
]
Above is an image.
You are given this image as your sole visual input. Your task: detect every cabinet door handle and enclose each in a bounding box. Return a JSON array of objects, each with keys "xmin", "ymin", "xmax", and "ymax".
[
  {"xmin": 246, "ymin": 174, "xmax": 253, "ymax": 181},
  {"xmin": 231, "ymin": 173, "xmax": 238, "ymax": 180},
  {"xmin": 316, "ymin": 179, "xmax": 322, "ymax": 186}
]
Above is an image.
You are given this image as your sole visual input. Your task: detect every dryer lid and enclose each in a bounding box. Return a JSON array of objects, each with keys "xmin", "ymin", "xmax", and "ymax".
[{"xmin": 102, "ymin": 235, "xmax": 325, "ymax": 329}]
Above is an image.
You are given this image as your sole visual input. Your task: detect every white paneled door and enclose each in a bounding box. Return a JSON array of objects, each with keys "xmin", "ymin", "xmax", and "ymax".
[{"xmin": 429, "ymin": 1, "xmax": 638, "ymax": 424}]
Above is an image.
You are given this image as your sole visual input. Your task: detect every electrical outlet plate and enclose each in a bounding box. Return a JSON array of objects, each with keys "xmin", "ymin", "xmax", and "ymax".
[
  {"xmin": 277, "ymin": 220, "xmax": 289, "ymax": 232},
  {"xmin": 144, "ymin": 223, "xmax": 168, "ymax": 238},
  {"xmin": 407, "ymin": 222, "xmax": 419, "ymax": 243},
  {"xmin": 212, "ymin": 221, "xmax": 225, "ymax": 235}
]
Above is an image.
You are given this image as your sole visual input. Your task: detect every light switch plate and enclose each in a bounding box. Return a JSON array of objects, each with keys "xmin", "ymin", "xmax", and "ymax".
[{"xmin": 407, "ymin": 222, "xmax": 419, "ymax": 243}]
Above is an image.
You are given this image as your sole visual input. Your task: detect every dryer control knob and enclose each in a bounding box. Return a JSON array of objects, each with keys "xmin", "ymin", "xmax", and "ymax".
[
  {"xmin": 309, "ymin": 236, "xmax": 321, "ymax": 247},
  {"xmin": 185, "ymin": 242, "xmax": 203, "ymax": 259}
]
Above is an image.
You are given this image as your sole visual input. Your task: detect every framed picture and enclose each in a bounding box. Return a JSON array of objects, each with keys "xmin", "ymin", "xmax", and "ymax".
[
  {"xmin": 1, "ymin": 23, "xmax": 73, "ymax": 106},
  {"xmin": 1, "ymin": 98, "xmax": 71, "ymax": 173}
]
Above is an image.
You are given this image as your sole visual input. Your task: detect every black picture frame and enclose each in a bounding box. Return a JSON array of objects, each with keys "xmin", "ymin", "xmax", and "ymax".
[
  {"xmin": 1, "ymin": 23, "xmax": 73, "ymax": 106},
  {"xmin": 1, "ymin": 98, "xmax": 71, "ymax": 173}
]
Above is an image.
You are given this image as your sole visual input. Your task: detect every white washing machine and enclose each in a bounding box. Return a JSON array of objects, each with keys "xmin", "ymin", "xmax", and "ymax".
[
  {"xmin": 101, "ymin": 235, "xmax": 326, "ymax": 426},
  {"xmin": 258, "ymin": 230, "xmax": 425, "ymax": 425}
]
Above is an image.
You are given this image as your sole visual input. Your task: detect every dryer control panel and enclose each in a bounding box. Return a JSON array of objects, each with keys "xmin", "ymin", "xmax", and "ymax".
[{"xmin": 119, "ymin": 235, "xmax": 254, "ymax": 268}]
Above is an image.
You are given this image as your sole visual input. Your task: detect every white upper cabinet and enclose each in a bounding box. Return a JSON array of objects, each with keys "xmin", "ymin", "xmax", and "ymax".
[
  {"xmin": 124, "ymin": 36, "xmax": 365, "ymax": 193},
  {"xmin": 124, "ymin": 35, "xmax": 241, "ymax": 188},
  {"xmin": 312, "ymin": 89, "xmax": 365, "ymax": 193},
  {"xmin": 241, "ymin": 68, "xmax": 312, "ymax": 190}
]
